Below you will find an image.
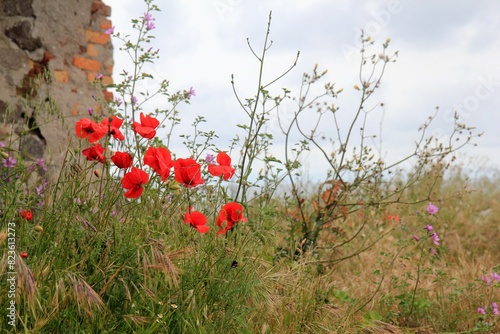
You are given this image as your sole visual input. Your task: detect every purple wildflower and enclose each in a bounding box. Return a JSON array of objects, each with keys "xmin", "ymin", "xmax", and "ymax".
[
  {"xmin": 412, "ymin": 235, "xmax": 420, "ymax": 242},
  {"xmin": 35, "ymin": 179, "xmax": 48, "ymax": 196},
  {"xmin": 144, "ymin": 13, "xmax": 156, "ymax": 30},
  {"xmin": 482, "ymin": 275, "xmax": 492, "ymax": 285},
  {"xmin": 430, "ymin": 232, "xmax": 440, "ymax": 246},
  {"xmin": 36, "ymin": 158, "xmax": 47, "ymax": 171},
  {"xmin": 493, "ymin": 302, "xmax": 499, "ymax": 315},
  {"xmin": 424, "ymin": 225, "xmax": 433, "ymax": 232},
  {"xmin": 483, "ymin": 272, "xmax": 500, "ymax": 285},
  {"xmin": 205, "ymin": 154, "xmax": 216, "ymax": 165},
  {"xmin": 146, "ymin": 21, "xmax": 156, "ymax": 30},
  {"xmin": 2, "ymin": 156, "xmax": 16, "ymax": 168},
  {"xmin": 426, "ymin": 202, "xmax": 439, "ymax": 215},
  {"xmin": 115, "ymin": 97, "xmax": 123, "ymax": 107},
  {"xmin": 131, "ymin": 96, "xmax": 138, "ymax": 105},
  {"xmin": 478, "ymin": 307, "xmax": 486, "ymax": 315},
  {"xmin": 104, "ymin": 26, "xmax": 115, "ymax": 35},
  {"xmin": 87, "ymin": 108, "xmax": 94, "ymax": 116}
]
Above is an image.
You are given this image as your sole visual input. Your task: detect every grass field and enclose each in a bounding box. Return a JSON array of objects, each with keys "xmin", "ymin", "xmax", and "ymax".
[{"xmin": 1, "ymin": 151, "xmax": 499, "ymax": 333}]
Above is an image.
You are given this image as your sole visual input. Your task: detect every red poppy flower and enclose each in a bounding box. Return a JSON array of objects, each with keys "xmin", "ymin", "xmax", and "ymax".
[
  {"xmin": 216, "ymin": 202, "xmax": 247, "ymax": 235},
  {"xmin": 133, "ymin": 112, "xmax": 159, "ymax": 139},
  {"xmin": 75, "ymin": 118, "xmax": 107, "ymax": 143},
  {"xmin": 101, "ymin": 115, "xmax": 125, "ymax": 141},
  {"xmin": 82, "ymin": 144, "xmax": 106, "ymax": 164},
  {"xmin": 208, "ymin": 152, "xmax": 235, "ymax": 180},
  {"xmin": 20, "ymin": 251, "xmax": 28, "ymax": 258},
  {"xmin": 111, "ymin": 151, "xmax": 133, "ymax": 169},
  {"xmin": 173, "ymin": 158, "xmax": 204, "ymax": 188},
  {"xmin": 122, "ymin": 167, "xmax": 149, "ymax": 198},
  {"xmin": 184, "ymin": 207, "xmax": 210, "ymax": 233},
  {"xmin": 21, "ymin": 209, "xmax": 33, "ymax": 221},
  {"xmin": 144, "ymin": 146, "xmax": 173, "ymax": 182}
]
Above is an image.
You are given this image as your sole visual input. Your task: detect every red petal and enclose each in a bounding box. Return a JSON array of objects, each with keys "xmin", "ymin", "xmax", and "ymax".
[
  {"xmin": 216, "ymin": 152, "xmax": 231, "ymax": 166},
  {"xmin": 196, "ymin": 225, "xmax": 210, "ymax": 233},
  {"xmin": 124, "ymin": 185, "xmax": 144, "ymax": 198}
]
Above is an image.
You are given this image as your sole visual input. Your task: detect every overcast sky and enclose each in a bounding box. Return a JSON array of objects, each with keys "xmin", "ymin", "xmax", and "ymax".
[{"xmin": 106, "ymin": 0, "xmax": 500, "ymax": 181}]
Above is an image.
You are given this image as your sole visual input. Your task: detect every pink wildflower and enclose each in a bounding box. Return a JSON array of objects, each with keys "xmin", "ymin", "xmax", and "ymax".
[
  {"xmin": 430, "ymin": 232, "xmax": 440, "ymax": 246},
  {"xmin": 493, "ymin": 302, "xmax": 499, "ymax": 315},
  {"xmin": 144, "ymin": 13, "xmax": 156, "ymax": 30},
  {"xmin": 104, "ymin": 26, "xmax": 115, "ymax": 35},
  {"xmin": 186, "ymin": 86, "xmax": 196, "ymax": 99},
  {"xmin": 2, "ymin": 155, "xmax": 16, "ymax": 168},
  {"xmin": 205, "ymin": 153, "xmax": 216, "ymax": 165},
  {"xmin": 426, "ymin": 202, "xmax": 439, "ymax": 215}
]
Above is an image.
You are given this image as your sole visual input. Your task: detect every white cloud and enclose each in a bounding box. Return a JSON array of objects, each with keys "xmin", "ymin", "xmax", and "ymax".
[{"xmin": 106, "ymin": 0, "xmax": 500, "ymax": 178}]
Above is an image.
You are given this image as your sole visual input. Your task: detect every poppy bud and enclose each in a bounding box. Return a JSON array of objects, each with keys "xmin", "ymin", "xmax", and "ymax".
[
  {"xmin": 94, "ymin": 169, "xmax": 101, "ymax": 178},
  {"xmin": 34, "ymin": 225, "xmax": 43, "ymax": 232},
  {"xmin": 169, "ymin": 183, "xmax": 181, "ymax": 191},
  {"xmin": 0, "ymin": 150, "xmax": 9, "ymax": 159},
  {"xmin": 20, "ymin": 251, "xmax": 28, "ymax": 258},
  {"xmin": 21, "ymin": 209, "xmax": 33, "ymax": 221}
]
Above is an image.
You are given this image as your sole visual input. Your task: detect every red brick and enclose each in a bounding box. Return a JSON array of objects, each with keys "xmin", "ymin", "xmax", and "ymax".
[
  {"xmin": 53, "ymin": 70, "xmax": 69, "ymax": 83},
  {"xmin": 102, "ymin": 75, "xmax": 112, "ymax": 85},
  {"xmin": 100, "ymin": 18, "xmax": 112, "ymax": 30},
  {"xmin": 104, "ymin": 65, "xmax": 113, "ymax": 74},
  {"xmin": 91, "ymin": 1, "xmax": 111, "ymax": 16},
  {"xmin": 87, "ymin": 72, "xmax": 98, "ymax": 82},
  {"xmin": 85, "ymin": 29, "xmax": 110, "ymax": 45},
  {"xmin": 73, "ymin": 56, "xmax": 101, "ymax": 71},
  {"xmin": 87, "ymin": 44, "xmax": 98, "ymax": 57},
  {"xmin": 93, "ymin": 105, "xmax": 103, "ymax": 115},
  {"xmin": 71, "ymin": 103, "xmax": 80, "ymax": 116},
  {"xmin": 86, "ymin": 72, "xmax": 112, "ymax": 85},
  {"xmin": 102, "ymin": 90, "xmax": 113, "ymax": 101}
]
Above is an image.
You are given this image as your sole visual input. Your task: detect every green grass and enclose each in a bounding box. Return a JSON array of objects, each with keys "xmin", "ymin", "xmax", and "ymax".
[{"xmin": 1, "ymin": 152, "xmax": 500, "ymax": 333}]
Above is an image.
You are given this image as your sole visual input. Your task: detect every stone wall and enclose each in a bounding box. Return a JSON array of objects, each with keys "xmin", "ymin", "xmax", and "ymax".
[{"xmin": 0, "ymin": 0, "xmax": 113, "ymax": 172}]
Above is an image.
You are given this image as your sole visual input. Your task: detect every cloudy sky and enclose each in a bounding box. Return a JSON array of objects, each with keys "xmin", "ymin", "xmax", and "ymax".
[{"xmin": 106, "ymin": 0, "xmax": 500, "ymax": 181}]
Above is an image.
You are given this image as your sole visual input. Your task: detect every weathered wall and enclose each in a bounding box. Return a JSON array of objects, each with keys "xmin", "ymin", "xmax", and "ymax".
[{"xmin": 0, "ymin": 0, "xmax": 113, "ymax": 171}]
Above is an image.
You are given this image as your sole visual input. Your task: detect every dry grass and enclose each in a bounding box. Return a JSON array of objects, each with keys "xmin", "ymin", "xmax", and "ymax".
[
  {"xmin": 67, "ymin": 274, "xmax": 106, "ymax": 319},
  {"xmin": 2, "ymin": 166, "xmax": 500, "ymax": 333}
]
